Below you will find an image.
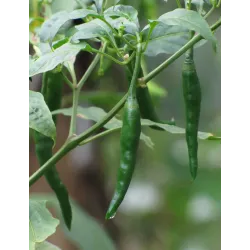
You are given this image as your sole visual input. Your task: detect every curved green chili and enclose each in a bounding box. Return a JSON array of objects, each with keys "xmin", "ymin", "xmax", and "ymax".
[
  {"xmin": 182, "ymin": 34, "xmax": 201, "ymax": 180},
  {"xmin": 126, "ymin": 59, "xmax": 175, "ymax": 131},
  {"xmin": 105, "ymin": 42, "xmax": 142, "ymax": 220},
  {"xmin": 33, "ymin": 72, "xmax": 72, "ymax": 229}
]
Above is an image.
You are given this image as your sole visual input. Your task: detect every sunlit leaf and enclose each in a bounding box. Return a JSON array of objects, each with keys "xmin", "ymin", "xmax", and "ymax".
[
  {"xmin": 104, "ymin": 4, "xmax": 139, "ymax": 34},
  {"xmin": 29, "ymin": 199, "xmax": 59, "ymax": 250},
  {"xmin": 36, "ymin": 241, "xmax": 61, "ymax": 250},
  {"xmin": 39, "ymin": 9, "xmax": 100, "ymax": 43},
  {"xmin": 72, "ymin": 19, "xmax": 116, "ymax": 46},
  {"xmin": 29, "ymin": 42, "xmax": 92, "ymax": 77},
  {"xmin": 52, "ymin": 107, "xmax": 220, "ymax": 141},
  {"xmin": 93, "ymin": 0, "xmax": 103, "ymax": 13},
  {"xmin": 30, "ymin": 194, "xmax": 116, "ymax": 250},
  {"xmin": 157, "ymin": 9, "xmax": 217, "ymax": 49},
  {"xmin": 141, "ymin": 22, "xmax": 189, "ymax": 56},
  {"xmin": 29, "ymin": 91, "xmax": 56, "ymax": 141}
]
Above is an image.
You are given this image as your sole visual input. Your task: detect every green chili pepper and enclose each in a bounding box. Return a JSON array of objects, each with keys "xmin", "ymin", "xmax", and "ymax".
[
  {"xmin": 33, "ymin": 71, "xmax": 72, "ymax": 229},
  {"xmin": 105, "ymin": 44, "xmax": 142, "ymax": 220},
  {"xmin": 126, "ymin": 59, "xmax": 175, "ymax": 131},
  {"xmin": 182, "ymin": 40, "xmax": 201, "ymax": 180}
]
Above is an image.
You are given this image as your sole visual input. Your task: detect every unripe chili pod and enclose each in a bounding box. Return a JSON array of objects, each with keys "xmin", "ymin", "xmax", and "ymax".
[
  {"xmin": 106, "ymin": 44, "xmax": 142, "ymax": 219},
  {"xmin": 182, "ymin": 48, "xmax": 201, "ymax": 180},
  {"xmin": 33, "ymin": 71, "xmax": 72, "ymax": 229}
]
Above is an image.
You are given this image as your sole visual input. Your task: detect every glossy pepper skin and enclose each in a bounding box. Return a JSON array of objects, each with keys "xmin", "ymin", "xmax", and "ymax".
[
  {"xmin": 182, "ymin": 47, "xmax": 201, "ymax": 180},
  {"xmin": 126, "ymin": 60, "xmax": 175, "ymax": 131},
  {"xmin": 33, "ymin": 71, "xmax": 72, "ymax": 229},
  {"xmin": 106, "ymin": 44, "xmax": 142, "ymax": 219}
]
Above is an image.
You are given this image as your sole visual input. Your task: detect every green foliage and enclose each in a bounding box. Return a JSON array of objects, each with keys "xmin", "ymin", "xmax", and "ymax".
[
  {"xmin": 35, "ymin": 241, "xmax": 61, "ymax": 250},
  {"xmin": 29, "ymin": 42, "xmax": 92, "ymax": 76},
  {"xmin": 29, "ymin": 1, "xmax": 221, "ymax": 248},
  {"xmin": 141, "ymin": 23, "xmax": 189, "ymax": 56},
  {"xmin": 30, "ymin": 194, "xmax": 116, "ymax": 250},
  {"xmin": 52, "ymin": 106, "xmax": 154, "ymax": 148},
  {"xmin": 29, "ymin": 90, "xmax": 56, "ymax": 141},
  {"xmin": 158, "ymin": 9, "xmax": 217, "ymax": 49},
  {"xmin": 29, "ymin": 199, "xmax": 60, "ymax": 250},
  {"xmin": 52, "ymin": 106, "xmax": 220, "ymax": 141},
  {"xmin": 72, "ymin": 19, "xmax": 116, "ymax": 44}
]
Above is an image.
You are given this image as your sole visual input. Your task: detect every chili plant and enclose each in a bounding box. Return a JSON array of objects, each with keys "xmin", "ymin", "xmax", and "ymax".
[{"xmin": 29, "ymin": 0, "xmax": 221, "ymax": 248}]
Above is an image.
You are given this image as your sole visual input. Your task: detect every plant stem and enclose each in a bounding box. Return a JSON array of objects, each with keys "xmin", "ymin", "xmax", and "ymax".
[
  {"xmin": 77, "ymin": 53, "xmax": 101, "ymax": 89},
  {"xmin": 176, "ymin": 0, "xmax": 182, "ymax": 8},
  {"xmin": 67, "ymin": 63, "xmax": 77, "ymax": 88},
  {"xmin": 29, "ymin": 93, "xmax": 128, "ymax": 186},
  {"xmin": 79, "ymin": 127, "xmax": 120, "ymax": 146},
  {"xmin": 140, "ymin": 55, "xmax": 148, "ymax": 75},
  {"xmin": 61, "ymin": 71, "xmax": 73, "ymax": 89},
  {"xmin": 204, "ymin": 6, "xmax": 215, "ymax": 19},
  {"xmin": 91, "ymin": 48, "xmax": 135, "ymax": 65},
  {"xmin": 142, "ymin": 22, "xmax": 157, "ymax": 53},
  {"xmin": 68, "ymin": 87, "xmax": 79, "ymax": 136},
  {"xmin": 73, "ymin": 93, "xmax": 127, "ymax": 144},
  {"xmin": 69, "ymin": 49, "xmax": 102, "ymax": 136},
  {"xmin": 216, "ymin": 0, "xmax": 221, "ymax": 8},
  {"xmin": 142, "ymin": 19, "xmax": 221, "ymax": 84}
]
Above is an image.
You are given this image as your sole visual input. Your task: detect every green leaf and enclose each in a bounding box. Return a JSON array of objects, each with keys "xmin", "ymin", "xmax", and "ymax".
[
  {"xmin": 104, "ymin": 5, "xmax": 139, "ymax": 34},
  {"xmin": 29, "ymin": 91, "xmax": 56, "ymax": 141},
  {"xmin": 105, "ymin": 16, "xmax": 138, "ymax": 34},
  {"xmin": 157, "ymin": 9, "xmax": 217, "ymax": 49},
  {"xmin": 36, "ymin": 241, "xmax": 61, "ymax": 250},
  {"xmin": 39, "ymin": 9, "xmax": 99, "ymax": 43},
  {"xmin": 141, "ymin": 22, "xmax": 189, "ymax": 56},
  {"xmin": 52, "ymin": 107, "xmax": 220, "ymax": 141},
  {"xmin": 29, "ymin": 199, "xmax": 59, "ymax": 250},
  {"xmin": 140, "ymin": 119, "xmax": 221, "ymax": 140},
  {"xmin": 72, "ymin": 19, "xmax": 116, "ymax": 46},
  {"xmin": 93, "ymin": 0, "xmax": 103, "ymax": 13},
  {"xmin": 29, "ymin": 42, "xmax": 92, "ymax": 77},
  {"xmin": 52, "ymin": 106, "xmax": 154, "ymax": 149},
  {"xmin": 30, "ymin": 194, "xmax": 116, "ymax": 250},
  {"xmin": 104, "ymin": 4, "xmax": 138, "ymax": 21},
  {"xmin": 39, "ymin": 11, "xmax": 70, "ymax": 43}
]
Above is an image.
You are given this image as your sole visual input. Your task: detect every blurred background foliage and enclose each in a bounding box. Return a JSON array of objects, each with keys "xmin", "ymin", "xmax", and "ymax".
[{"xmin": 29, "ymin": 0, "xmax": 221, "ymax": 250}]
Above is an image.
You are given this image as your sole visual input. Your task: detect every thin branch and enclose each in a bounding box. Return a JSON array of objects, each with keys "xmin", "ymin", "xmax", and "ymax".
[
  {"xmin": 176, "ymin": 0, "xmax": 182, "ymax": 8},
  {"xmin": 61, "ymin": 71, "xmax": 73, "ymax": 90},
  {"xmin": 91, "ymin": 48, "xmax": 136, "ymax": 65},
  {"xmin": 68, "ymin": 87, "xmax": 79, "ymax": 136},
  {"xmin": 77, "ymin": 53, "xmax": 101, "ymax": 89},
  {"xmin": 29, "ymin": 93, "xmax": 128, "ymax": 186},
  {"xmin": 204, "ymin": 6, "xmax": 215, "ymax": 19},
  {"xmin": 79, "ymin": 128, "xmax": 120, "ymax": 146}
]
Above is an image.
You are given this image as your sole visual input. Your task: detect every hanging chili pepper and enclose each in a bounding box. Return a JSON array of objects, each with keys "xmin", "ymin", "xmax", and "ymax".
[
  {"xmin": 182, "ymin": 36, "xmax": 201, "ymax": 180},
  {"xmin": 33, "ymin": 71, "xmax": 72, "ymax": 229},
  {"xmin": 105, "ymin": 43, "xmax": 142, "ymax": 220}
]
